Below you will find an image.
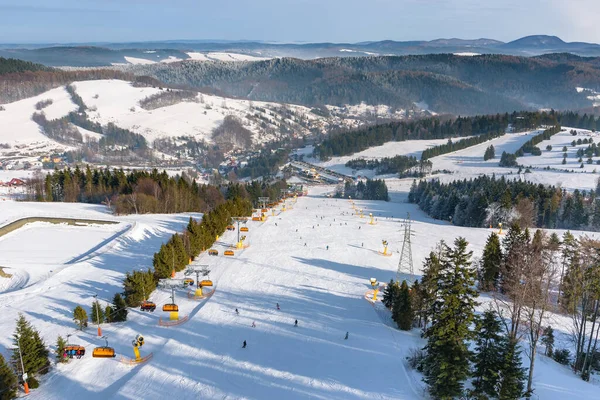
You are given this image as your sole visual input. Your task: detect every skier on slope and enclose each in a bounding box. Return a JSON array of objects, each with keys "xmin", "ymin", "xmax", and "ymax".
[
  {"xmin": 345, "ymin": 332, "xmax": 349, "ymax": 340},
  {"xmin": 242, "ymin": 340, "xmax": 247, "ymax": 348},
  {"xmin": 235, "ymin": 308, "xmax": 239, "ymax": 315},
  {"xmin": 252, "ymin": 321, "xmax": 256, "ymax": 328},
  {"xmin": 294, "ymin": 319, "xmax": 298, "ymax": 327},
  {"xmin": 276, "ymin": 303, "xmax": 280, "ymax": 310}
]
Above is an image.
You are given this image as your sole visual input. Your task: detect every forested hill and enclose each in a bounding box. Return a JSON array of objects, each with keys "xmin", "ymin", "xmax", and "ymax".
[
  {"xmin": 0, "ymin": 57, "xmax": 50, "ymax": 75},
  {"xmin": 314, "ymin": 113, "xmax": 510, "ymax": 159},
  {"xmin": 130, "ymin": 54, "xmax": 600, "ymax": 115}
]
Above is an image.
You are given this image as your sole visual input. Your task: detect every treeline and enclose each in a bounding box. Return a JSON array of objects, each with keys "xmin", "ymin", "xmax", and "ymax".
[
  {"xmin": 29, "ymin": 166, "xmax": 289, "ymax": 214},
  {"xmin": 337, "ymin": 179, "xmax": 389, "ymax": 201},
  {"xmin": 237, "ymin": 148, "xmax": 290, "ymax": 179},
  {"xmin": 123, "ymin": 197, "xmax": 252, "ymax": 305},
  {"xmin": 31, "ymin": 167, "xmax": 224, "ymax": 213},
  {"xmin": 314, "ymin": 114, "xmax": 509, "ymax": 159},
  {"xmin": 98, "ymin": 123, "xmax": 147, "ymax": 150},
  {"xmin": 409, "ymin": 175, "xmax": 600, "ymax": 230},
  {"xmin": 421, "ymin": 130, "xmax": 505, "ymax": 160},
  {"xmin": 516, "ymin": 125, "xmax": 562, "ymax": 156},
  {"xmin": 0, "ymin": 57, "xmax": 50, "ymax": 75},
  {"xmin": 138, "ymin": 89, "xmax": 198, "ymax": 110},
  {"xmin": 0, "ymin": 61, "xmax": 147, "ymax": 104},
  {"xmin": 31, "ymin": 112, "xmax": 83, "ymax": 144},
  {"xmin": 345, "ymin": 155, "xmax": 419, "ymax": 175},
  {"xmin": 557, "ymin": 111, "xmax": 600, "ymax": 132}
]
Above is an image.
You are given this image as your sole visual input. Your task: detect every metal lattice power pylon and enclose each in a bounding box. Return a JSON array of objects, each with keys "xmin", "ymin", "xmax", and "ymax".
[{"xmin": 397, "ymin": 213, "xmax": 415, "ymax": 284}]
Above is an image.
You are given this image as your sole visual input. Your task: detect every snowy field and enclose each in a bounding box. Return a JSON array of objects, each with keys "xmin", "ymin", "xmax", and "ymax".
[
  {"xmin": 303, "ymin": 139, "xmax": 451, "ymax": 177},
  {"xmin": 420, "ymin": 128, "xmax": 600, "ymax": 192},
  {"xmin": 0, "ymin": 190, "xmax": 599, "ymax": 399},
  {"xmin": 519, "ymin": 128, "xmax": 600, "ymax": 172},
  {"xmin": 0, "ymin": 86, "xmax": 76, "ymax": 165}
]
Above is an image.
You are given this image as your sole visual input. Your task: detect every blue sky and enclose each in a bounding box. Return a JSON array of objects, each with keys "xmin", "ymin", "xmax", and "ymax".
[{"xmin": 0, "ymin": 0, "xmax": 598, "ymax": 44}]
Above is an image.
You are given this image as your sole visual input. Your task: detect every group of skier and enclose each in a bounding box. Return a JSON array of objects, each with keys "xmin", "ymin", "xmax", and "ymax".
[{"xmin": 238, "ymin": 303, "xmax": 348, "ymax": 348}]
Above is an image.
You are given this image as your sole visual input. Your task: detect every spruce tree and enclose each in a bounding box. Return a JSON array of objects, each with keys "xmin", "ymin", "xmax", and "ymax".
[
  {"xmin": 420, "ymin": 251, "xmax": 442, "ymax": 329},
  {"xmin": 541, "ymin": 326, "xmax": 554, "ymax": 357},
  {"xmin": 471, "ymin": 310, "xmax": 505, "ymax": 398},
  {"xmin": 90, "ymin": 301, "xmax": 105, "ymax": 325},
  {"xmin": 11, "ymin": 314, "xmax": 50, "ymax": 382},
  {"xmin": 382, "ymin": 279, "xmax": 399, "ymax": 309},
  {"xmin": 410, "ymin": 280, "xmax": 425, "ymax": 328},
  {"xmin": 56, "ymin": 335, "xmax": 67, "ymax": 363},
  {"xmin": 123, "ymin": 269, "xmax": 156, "ymax": 306},
  {"xmin": 423, "ymin": 238, "xmax": 478, "ymax": 399},
  {"xmin": 480, "ymin": 232, "xmax": 502, "ymax": 291},
  {"xmin": 498, "ymin": 339, "xmax": 526, "ymax": 399},
  {"xmin": 73, "ymin": 306, "xmax": 88, "ymax": 330},
  {"xmin": 112, "ymin": 293, "xmax": 128, "ymax": 322},
  {"xmin": 0, "ymin": 353, "xmax": 17, "ymax": 400},
  {"xmin": 104, "ymin": 305, "xmax": 113, "ymax": 323},
  {"xmin": 392, "ymin": 280, "xmax": 414, "ymax": 330}
]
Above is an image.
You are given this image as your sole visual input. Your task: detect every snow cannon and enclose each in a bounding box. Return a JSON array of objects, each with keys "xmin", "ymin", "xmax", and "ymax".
[
  {"xmin": 370, "ymin": 278, "xmax": 379, "ymax": 301},
  {"xmin": 132, "ymin": 334, "xmax": 145, "ymax": 361},
  {"xmin": 369, "ymin": 213, "xmax": 376, "ymax": 225}
]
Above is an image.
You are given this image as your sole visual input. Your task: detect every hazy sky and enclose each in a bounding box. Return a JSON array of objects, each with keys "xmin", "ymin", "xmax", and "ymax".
[{"xmin": 0, "ymin": 0, "xmax": 598, "ymax": 44}]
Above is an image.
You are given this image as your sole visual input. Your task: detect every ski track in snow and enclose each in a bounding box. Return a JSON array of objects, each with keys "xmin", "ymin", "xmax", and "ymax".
[{"xmin": 0, "ymin": 191, "xmax": 599, "ymax": 398}]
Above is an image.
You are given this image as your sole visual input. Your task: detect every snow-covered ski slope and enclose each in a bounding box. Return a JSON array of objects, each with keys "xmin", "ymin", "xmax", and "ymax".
[{"xmin": 1, "ymin": 190, "xmax": 599, "ymax": 399}]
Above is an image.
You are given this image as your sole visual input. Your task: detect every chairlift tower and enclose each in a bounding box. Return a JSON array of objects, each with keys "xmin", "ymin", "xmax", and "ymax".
[
  {"xmin": 185, "ymin": 265, "xmax": 210, "ymax": 296},
  {"xmin": 231, "ymin": 217, "xmax": 248, "ymax": 247},
  {"xmin": 397, "ymin": 213, "xmax": 415, "ymax": 285},
  {"xmin": 258, "ymin": 197, "xmax": 270, "ymax": 209},
  {"xmin": 158, "ymin": 278, "xmax": 186, "ymax": 320}
]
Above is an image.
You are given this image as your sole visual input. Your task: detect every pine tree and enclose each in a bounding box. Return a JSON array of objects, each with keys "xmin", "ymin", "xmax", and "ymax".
[
  {"xmin": 382, "ymin": 279, "xmax": 399, "ymax": 309},
  {"xmin": 480, "ymin": 232, "xmax": 502, "ymax": 291},
  {"xmin": 73, "ymin": 306, "xmax": 88, "ymax": 330},
  {"xmin": 11, "ymin": 314, "xmax": 50, "ymax": 383},
  {"xmin": 541, "ymin": 326, "xmax": 554, "ymax": 357},
  {"xmin": 392, "ymin": 280, "xmax": 414, "ymax": 330},
  {"xmin": 498, "ymin": 339, "xmax": 526, "ymax": 399},
  {"xmin": 423, "ymin": 238, "xmax": 478, "ymax": 399},
  {"xmin": 123, "ymin": 269, "xmax": 156, "ymax": 306},
  {"xmin": 471, "ymin": 310, "xmax": 505, "ymax": 398},
  {"xmin": 0, "ymin": 353, "xmax": 17, "ymax": 400},
  {"xmin": 112, "ymin": 293, "xmax": 128, "ymax": 322},
  {"xmin": 55, "ymin": 335, "xmax": 67, "ymax": 363},
  {"xmin": 90, "ymin": 301, "xmax": 105, "ymax": 325}
]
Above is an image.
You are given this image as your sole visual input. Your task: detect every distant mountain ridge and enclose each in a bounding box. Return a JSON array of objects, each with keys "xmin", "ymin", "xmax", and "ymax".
[{"xmin": 2, "ymin": 35, "xmax": 600, "ymax": 66}]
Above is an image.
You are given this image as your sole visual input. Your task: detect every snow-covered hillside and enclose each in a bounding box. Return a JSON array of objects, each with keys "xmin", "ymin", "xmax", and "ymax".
[
  {"xmin": 0, "ymin": 86, "xmax": 78, "ymax": 164},
  {"xmin": 1, "ymin": 80, "xmax": 418, "ymax": 169},
  {"xmin": 0, "ymin": 191, "xmax": 599, "ymax": 399}
]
